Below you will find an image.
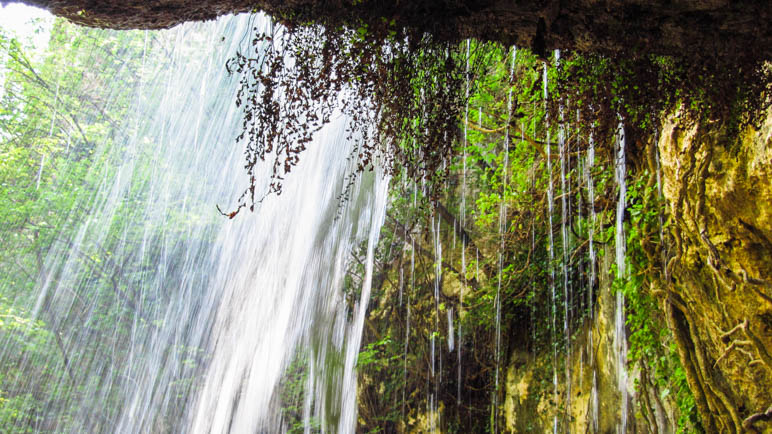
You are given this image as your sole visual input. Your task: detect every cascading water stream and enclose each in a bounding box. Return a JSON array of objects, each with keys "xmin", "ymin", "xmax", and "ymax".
[
  {"xmin": 555, "ymin": 49, "xmax": 573, "ymax": 421},
  {"xmin": 1, "ymin": 13, "xmax": 389, "ymax": 434},
  {"xmin": 576, "ymin": 119, "xmax": 584, "ymax": 396},
  {"xmin": 401, "ymin": 221, "xmax": 416, "ymax": 426},
  {"xmin": 614, "ymin": 121, "xmax": 629, "ymax": 433},
  {"xmin": 543, "ymin": 59, "xmax": 559, "ymax": 434},
  {"xmin": 529, "ymin": 120, "xmax": 537, "ymax": 350},
  {"xmin": 430, "ymin": 215, "xmax": 443, "ymax": 432},
  {"xmin": 458, "ymin": 38, "xmax": 471, "ymax": 410},
  {"xmin": 586, "ymin": 133, "xmax": 599, "ymax": 432},
  {"xmin": 492, "ymin": 44, "xmax": 516, "ymax": 432}
]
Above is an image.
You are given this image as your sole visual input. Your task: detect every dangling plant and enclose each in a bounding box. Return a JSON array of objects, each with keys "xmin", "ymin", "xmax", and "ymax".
[{"xmin": 221, "ymin": 17, "xmax": 486, "ymax": 216}]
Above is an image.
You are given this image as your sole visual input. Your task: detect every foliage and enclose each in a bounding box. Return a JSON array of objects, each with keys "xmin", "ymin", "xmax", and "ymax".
[
  {"xmin": 615, "ymin": 174, "xmax": 702, "ymax": 432},
  {"xmin": 221, "ymin": 30, "xmax": 771, "ymax": 429},
  {"xmin": 352, "ymin": 42, "xmax": 605, "ymax": 432},
  {"xmin": 275, "ymin": 352, "xmax": 321, "ymax": 434},
  {"xmin": 222, "ymin": 3, "xmax": 771, "ymax": 218},
  {"xmin": 351, "ymin": 32, "xmax": 740, "ymax": 432},
  {"xmin": 357, "ymin": 335, "xmax": 400, "ymax": 370},
  {"xmin": 2, "ymin": 5, "xmax": 766, "ymax": 433},
  {"xmin": 552, "ymin": 51, "xmax": 771, "ymax": 162},
  {"xmin": 0, "ymin": 20, "xmax": 215, "ymax": 431},
  {"xmin": 224, "ymin": 18, "xmax": 471, "ymax": 215}
]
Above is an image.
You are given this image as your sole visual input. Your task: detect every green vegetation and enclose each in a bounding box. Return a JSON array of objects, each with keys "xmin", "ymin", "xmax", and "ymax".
[
  {"xmin": 347, "ymin": 44, "xmax": 584, "ymax": 431},
  {"xmin": 348, "ymin": 40, "xmax": 723, "ymax": 432},
  {"xmin": 0, "ymin": 20, "xmax": 217, "ymax": 431},
  {"xmin": 616, "ymin": 175, "xmax": 701, "ymax": 432},
  {"xmin": 1, "ymin": 22, "xmax": 143, "ymax": 429},
  {"xmin": 3, "ymin": 6, "xmax": 768, "ymax": 433}
]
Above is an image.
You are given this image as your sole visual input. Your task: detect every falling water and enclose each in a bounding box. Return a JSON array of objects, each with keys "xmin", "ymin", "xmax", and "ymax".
[
  {"xmin": 586, "ymin": 134, "xmax": 599, "ymax": 432},
  {"xmin": 447, "ymin": 308, "xmax": 455, "ymax": 351},
  {"xmin": 1, "ymin": 14, "xmax": 389, "ymax": 433},
  {"xmin": 586, "ymin": 135, "xmax": 597, "ymax": 336},
  {"xmin": 430, "ymin": 215, "xmax": 442, "ymax": 432},
  {"xmin": 493, "ymin": 45, "xmax": 516, "ymax": 432},
  {"xmin": 458, "ymin": 38, "xmax": 471, "ymax": 410},
  {"xmin": 576, "ymin": 129, "xmax": 584, "ymax": 395},
  {"xmin": 476, "ymin": 248, "xmax": 480, "ymax": 281},
  {"xmin": 555, "ymin": 49, "xmax": 573, "ymax": 420},
  {"xmin": 402, "ymin": 228, "xmax": 415, "ymax": 426},
  {"xmin": 614, "ymin": 121, "xmax": 629, "ymax": 433},
  {"xmin": 543, "ymin": 59, "xmax": 560, "ymax": 434},
  {"xmin": 615, "ymin": 123, "xmax": 627, "ymax": 278},
  {"xmin": 399, "ymin": 248, "xmax": 405, "ymax": 306}
]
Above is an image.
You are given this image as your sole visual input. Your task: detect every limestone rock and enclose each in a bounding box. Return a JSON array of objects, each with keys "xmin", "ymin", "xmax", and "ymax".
[
  {"xmin": 658, "ymin": 108, "xmax": 772, "ymax": 432},
  {"xmin": 13, "ymin": 0, "xmax": 772, "ymax": 60}
]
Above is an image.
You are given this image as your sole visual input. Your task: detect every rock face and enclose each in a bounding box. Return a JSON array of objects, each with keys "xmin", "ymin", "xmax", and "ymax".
[
  {"xmin": 503, "ymin": 112, "xmax": 772, "ymax": 433},
  {"xmin": 504, "ymin": 251, "xmax": 669, "ymax": 433},
  {"xmin": 658, "ymin": 110, "xmax": 772, "ymax": 433},
  {"xmin": 15, "ymin": 0, "xmax": 257, "ymax": 29},
  {"xmin": 14, "ymin": 0, "xmax": 772, "ymax": 59},
  {"xmin": 504, "ymin": 252, "xmax": 632, "ymax": 433}
]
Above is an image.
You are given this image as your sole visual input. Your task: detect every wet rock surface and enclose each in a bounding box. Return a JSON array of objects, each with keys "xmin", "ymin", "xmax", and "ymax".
[
  {"xmin": 658, "ymin": 109, "xmax": 772, "ymax": 432},
  {"xmin": 15, "ymin": 0, "xmax": 772, "ymax": 59}
]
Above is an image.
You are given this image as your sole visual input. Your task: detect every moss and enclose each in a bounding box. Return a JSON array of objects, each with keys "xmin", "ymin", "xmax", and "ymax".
[{"xmin": 658, "ymin": 107, "xmax": 772, "ymax": 432}]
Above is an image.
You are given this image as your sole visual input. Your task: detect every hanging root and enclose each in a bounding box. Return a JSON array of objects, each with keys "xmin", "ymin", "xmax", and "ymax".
[
  {"xmin": 713, "ymin": 340, "xmax": 755, "ymax": 368},
  {"xmin": 638, "ymin": 365, "xmax": 659, "ymax": 434},
  {"xmin": 739, "ymin": 270, "xmax": 772, "ymax": 306},
  {"xmin": 664, "ymin": 299, "xmax": 718, "ymax": 432},
  {"xmin": 719, "ymin": 319, "xmax": 772, "ymax": 372},
  {"xmin": 742, "ymin": 321, "xmax": 772, "ymax": 371},
  {"xmin": 688, "ymin": 318, "xmax": 744, "ymax": 432},
  {"xmin": 742, "ymin": 405, "xmax": 772, "ymax": 433}
]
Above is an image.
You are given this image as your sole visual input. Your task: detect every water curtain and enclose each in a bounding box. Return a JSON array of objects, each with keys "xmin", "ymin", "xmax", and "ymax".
[{"xmin": 0, "ymin": 13, "xmax": 387, "ymax": 433}]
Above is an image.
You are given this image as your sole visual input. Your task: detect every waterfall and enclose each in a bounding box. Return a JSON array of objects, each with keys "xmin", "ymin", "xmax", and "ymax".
[
  {"xmin": 0, "ymin": 13, "xmax": 388, "ymax": 433},
  {"xmin": 459, "ymin": 37, "xmax": 470, "ymax": 411},
  {"xmin": 555, "ymin": 49, "xmax": 573, "ymax": 422},
  {"xmin": 614, "ymin": 121, "xmax": 629, "ymax": 433},
  {"xmin": 586, "ymin": 133, "xmax": 599, "ymax": 432},
  {"xmin": 447, "ymin": 308, "xmax": 455, "ymax": 352},
  {"xmin": 401, "ymin": 219, "xmax": 415, "ymax": 427},
  {"xmin": 543, "ymin": 59, "xmax": 560, "ymax": 434},
  {"xmin": 493, "ymin": 44, "xmax": 516, "ymax": 432},
  {"xmin": 430, "ymin": 214, "xmax": 442, "ymax": 432}
]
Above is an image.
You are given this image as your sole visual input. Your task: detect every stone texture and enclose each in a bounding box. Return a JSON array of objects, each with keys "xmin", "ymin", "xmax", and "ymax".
[
  {"xmin": 12, "ymin": 0, "xmax": 772, "ymax": 59},
  {"xmin": 658, "ymin": 108, "xmax": 772, "ymax": 432},
  {"xmin": 503, "ymin": 251, "xmax": 652, "ymax": 433}
]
